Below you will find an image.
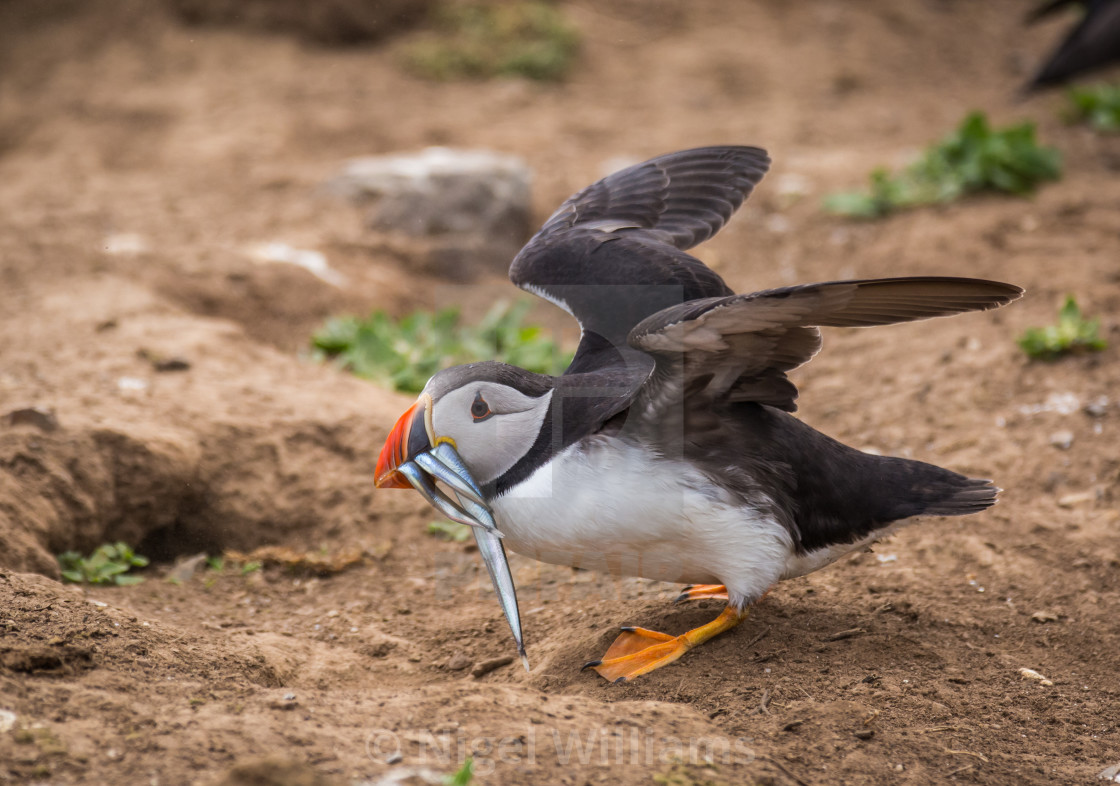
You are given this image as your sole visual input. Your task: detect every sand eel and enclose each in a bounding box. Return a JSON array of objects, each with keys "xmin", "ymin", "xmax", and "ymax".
[{"xmin": 374, "ymin": 146, "xmax": 1023, "ymax": 682}]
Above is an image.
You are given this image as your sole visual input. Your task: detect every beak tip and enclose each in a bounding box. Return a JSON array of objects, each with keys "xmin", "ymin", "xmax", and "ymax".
[{"xmin": 375, "ymin": 399, "xmax": 428, "ymax": 490}]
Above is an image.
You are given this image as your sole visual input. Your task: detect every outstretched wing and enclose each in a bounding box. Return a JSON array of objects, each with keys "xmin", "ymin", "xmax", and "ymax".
[
  {"xmin": 510, "ymin": 146, "xmax": 771, "ymax": 370},
  {"xmin": 629, "ymin": 277, "xmax": 1024, "ymax": 415},
  {"xmin": 1025, "ymin": 0, "xmax": 1120, "ymax": 90}
]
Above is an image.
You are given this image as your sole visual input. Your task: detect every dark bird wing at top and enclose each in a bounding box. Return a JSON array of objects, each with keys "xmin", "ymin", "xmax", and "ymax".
[
  {"xmin": 629, "ymin": 277, "xmax": 1025, "ymax": 415},
  {"xmin": 510, "ymin": 146, "xmax": 770, "ymax": 369},
  {"xmin": 1025, "ymin": 0, "xmax": 1120, "ymax": 90}
]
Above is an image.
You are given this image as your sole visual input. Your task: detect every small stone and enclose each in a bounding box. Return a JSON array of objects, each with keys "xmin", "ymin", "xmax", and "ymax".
[
  {"xmin": 0, "ymin": 709, "xmax": 16, "ymax": 733},
  {"xmin": 1018, "ymin": 667, "xmax": 1054, "ymax": 686},
  {"xmin": 1057, "ymin": 491, "xmax": 1094, "ymax": 508},
  {"xmin": 854, "ymin": 729, "xmax": 874, "ymax": 740},
  {"xmin": 117, "ymin": 376, "xmax": 149, "ymax": 393},
  {"xmin": 269, "ymin": 693, "xmax": 298, "ymax": 710},
  {"xmin": 103, "ymin": 233, "xmax": 147, "ymax": 255},
  {"xmin": 472, "ymin": 655, "xmax": 514, "ymax": 678},
  {"xmin": 1049, "ymin": 430, "xmax": 1074, "ymax": 450},
  {"xmin": 247, "ymin": 242, "xmax": 346, "ymax": 287},
  {"xmin": 154, "ymin": 357, "xmax": 191, "ymax": 372},
  {"xmin": 1085, "ymin": 396, "xmax": 1110, "ymax": 418},
  {"xmin": 446, "ymin": 653, "xmax": 472, "ymax": 671},
  {"xmin": 1031, "ymin": 611, "xmax": 1060, "ymax": 624},
  {"xmin": 5, "ymin": 407, "xmax": 59, "ymax": 432}
]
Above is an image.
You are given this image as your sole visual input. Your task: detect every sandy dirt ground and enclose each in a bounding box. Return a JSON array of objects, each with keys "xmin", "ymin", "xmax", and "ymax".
[{"xmin": 1, "ymin": 1, "xmax": 1119, "ymax": 784}]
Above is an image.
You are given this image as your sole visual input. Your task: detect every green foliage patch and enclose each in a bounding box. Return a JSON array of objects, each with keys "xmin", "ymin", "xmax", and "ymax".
[
  {"xmin": 427, "ymin": 520, "xmax": 473, "ymax": 542},
  {"xmin": 1065, "ymin": 83, "xmax": 1120, "ymax": 133},
  {"xmin": 312, "ymin": 300, "xmax": 572, "ymax": 394},
  {"xmin": 825, "ymin": 112, "xmax": 1062, "ymax": 218},
  {"xmin": 58, "ymin": 542, "xmax": 149, "ymax": 586},
  {"xmin": 444, "ymin": 758, "xmax": 473, "ymax": 786},
  {"xmin": 402, "ymin": 1, "xmax": 580, "ymax": 82},
  {"xmin": 1019, "ymin": 296, "xmax": 1107, "ymax": 360}
]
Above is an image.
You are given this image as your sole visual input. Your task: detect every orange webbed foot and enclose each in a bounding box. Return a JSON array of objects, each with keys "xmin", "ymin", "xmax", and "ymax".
[
  {"xmin": 674, "ymin": 584, "xmax": 729, "ymax": 603},
  {"xmin": 582, "ymin": 605, "xmax": 748, "ymax": 683}
]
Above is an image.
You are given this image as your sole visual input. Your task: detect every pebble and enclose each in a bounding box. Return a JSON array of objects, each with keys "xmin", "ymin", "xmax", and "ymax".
[
  {"xmin": 1049, "ymin": 430, "xmax": 1074, "ymax": 450},
  {"xmin": 445, "ymin": 653, "xmax": 472, "ymax": 671},
  {"xmin": 5, "ymin": 407, "xmax": 59, "ymax": 431},
  {"xmin": 1085, "ymin": 396, "xmax": 1110, "ymax": 418},
  {"xmin": 1018, "ymin": 668, "xmax": 1054, "ymax": 686},
  {"xmin": 471, "ymin": 656, "xmax": 514, "ymax": 678},
  {"xmin": 1057, "ymin": 491, "xmax": 1094, "ymax": 508}
]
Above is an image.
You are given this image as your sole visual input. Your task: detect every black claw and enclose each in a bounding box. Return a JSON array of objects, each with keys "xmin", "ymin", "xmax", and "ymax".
[
  {"xmin": 673, "ymin": 592, "xmax": 689, "ymax": 604},
  {"xmin": 580, "ymin": 659, "xmax": 602, "ymax": 671},
  {"xmin": 619, "ymin": 625, "xmax": 636, "ymax": 632},
  {"xmin": 613, "ymin": 676, "xmax": 628, "ymax": 685}
]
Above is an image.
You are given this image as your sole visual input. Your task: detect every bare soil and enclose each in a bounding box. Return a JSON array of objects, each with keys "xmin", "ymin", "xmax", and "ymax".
[{"xmin": 1, "ymin": 1, "xmax": 1119, "ymax": 784}]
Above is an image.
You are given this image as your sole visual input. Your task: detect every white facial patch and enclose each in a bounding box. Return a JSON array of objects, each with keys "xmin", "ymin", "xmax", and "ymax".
[{"xmin": 430, "ymin": 384, "xmax": 553, "ymax": 485}]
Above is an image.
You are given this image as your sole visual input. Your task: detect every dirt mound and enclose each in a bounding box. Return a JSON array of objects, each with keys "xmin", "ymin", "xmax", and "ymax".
[{"xmin": 0, "ymin": 276, "xmax": 421, "ymax": 574}]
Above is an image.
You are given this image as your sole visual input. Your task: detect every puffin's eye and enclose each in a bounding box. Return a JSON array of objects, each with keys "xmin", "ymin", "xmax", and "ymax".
[{"xmin": 470, "ymin": 392, "xmax": 493, "ymax": 422}]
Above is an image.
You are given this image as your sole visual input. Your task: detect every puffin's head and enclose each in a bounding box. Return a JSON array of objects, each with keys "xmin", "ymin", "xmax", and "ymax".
[{"xmin": 375, "ymin": 361, "xmax": 554, "ymax": 497}]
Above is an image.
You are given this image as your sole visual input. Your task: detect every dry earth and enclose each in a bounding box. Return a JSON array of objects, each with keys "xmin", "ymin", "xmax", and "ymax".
[{"xmin": 1, "ymin": 1, "xmax": 1119, "ymax": 784}]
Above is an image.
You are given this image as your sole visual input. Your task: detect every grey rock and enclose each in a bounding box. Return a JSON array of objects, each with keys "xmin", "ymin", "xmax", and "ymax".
[
  {"xmin": 325, "ymin": 147, "xmax": 533, "ymax": 280},
  {"xmin": 1049, "ymin": 429, "xmax": 1074, "ymax": 450}
]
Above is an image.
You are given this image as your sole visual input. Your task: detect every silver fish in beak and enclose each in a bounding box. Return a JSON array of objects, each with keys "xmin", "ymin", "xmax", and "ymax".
[{"xmin": 375, "ymin": 398, "xmax": 528, "ymax": 670}]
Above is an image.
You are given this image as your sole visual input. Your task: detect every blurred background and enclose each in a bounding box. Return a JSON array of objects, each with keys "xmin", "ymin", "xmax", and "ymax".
[{"xmin": 1, "ymin": 2, "xmax": 1118, "ymax": 784}]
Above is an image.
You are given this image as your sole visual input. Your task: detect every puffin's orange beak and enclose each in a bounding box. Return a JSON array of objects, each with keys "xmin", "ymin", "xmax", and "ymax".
[{"xmin": 375, "ymin": 398, "xmax": 431, "ymax": 489}]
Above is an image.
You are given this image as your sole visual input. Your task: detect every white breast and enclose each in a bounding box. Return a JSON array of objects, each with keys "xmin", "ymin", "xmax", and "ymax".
[{"xmin": 489, "ymin": 437, "xmax": 795, "ymax": 605}]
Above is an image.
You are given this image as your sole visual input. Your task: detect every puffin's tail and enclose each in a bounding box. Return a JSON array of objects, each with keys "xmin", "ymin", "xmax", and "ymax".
[
  {"xmin": 915, "ymin": 475, "xmax": 999, "ymax": 517},
  {"xmin": 872, "ymin": 458, "xmax": 999, "ymax": 521}
]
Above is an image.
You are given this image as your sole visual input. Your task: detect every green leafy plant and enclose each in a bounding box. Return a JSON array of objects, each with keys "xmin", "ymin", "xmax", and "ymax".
[
  {"xmin": 1019, "ymin": 296, "xmax": 1107, "ymax": 360},
  {"xmin": 427, "ymin": 520, "xmax": 473, "ymax": 542},
  {"xmin": 825, "ymin": 111, "xmax": 1062, "ymax": 218},
  {"xmin": 1065, "ymin": 83, "xmax": 1120, "ymax": 133},
  {"xmin": 401, "ymin": 1, "xmax": 580, "ymax": 81},
  {"xmin": 444, "ymin": 757, "xmax": 473, "ymax": 786},
  {"xmin": 312, "ymin": 300, "xmax": 572, "ymax": 393},
  {"xmin": 58, "ymin": 542, "xmax": 149, "ymax": 586}
]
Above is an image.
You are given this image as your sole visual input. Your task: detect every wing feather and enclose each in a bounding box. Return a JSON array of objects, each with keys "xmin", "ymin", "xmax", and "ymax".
[
  {"xmin": 630, "ymin": 277, "xmax": 1024, "ymax": 413},
  {"xmin": 510, "ymin": 146, "xmax": 770, "ymax": 360}
]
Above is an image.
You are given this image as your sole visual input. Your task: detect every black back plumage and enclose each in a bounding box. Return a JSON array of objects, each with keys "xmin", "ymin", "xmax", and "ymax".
[{"xmin": 686, "ymin": 404, "xmax": 998, "ymax": 554}]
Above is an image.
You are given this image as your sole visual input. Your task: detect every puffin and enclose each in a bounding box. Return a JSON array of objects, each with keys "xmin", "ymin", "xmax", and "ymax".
[
  {"xmin": 374, "ymin": 145, "xmax": 1023, "ymax": 683},
  {"xmin": 1024, "ymin": 0, "xmax": 1120, "ymax": 91}
]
